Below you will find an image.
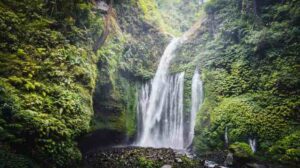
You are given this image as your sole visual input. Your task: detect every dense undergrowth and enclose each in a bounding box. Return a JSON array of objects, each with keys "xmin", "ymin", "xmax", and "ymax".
[
  {"xmin": 0, "ymin": 0, "xmax": 103, "ymax": 167},
  {"xmin": 175, "ymin": 0, "xmax": 300, "ymax": 165},
  {"xmin": 0, "ymin": 0, "xmax": 171, "ymax": 166}
]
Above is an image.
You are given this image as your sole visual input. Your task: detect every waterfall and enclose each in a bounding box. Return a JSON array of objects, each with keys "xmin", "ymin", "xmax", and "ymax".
[
  {"xmin": 135, "ymin": 38, "xmax": 204, "ymax": 150},
  {"xmin": 187, "ymin": 69, "xmax": 204, "ymax": 147},
  {"xmin": 136, "ymin": 73, "xmax": 185, "ymax": 149},
  {"xmin": 249, "ymin": 138, "xmax": 257, "ymax": 153},
  {"xmin": 225, "ymin": 127, "xmax": 229, "ymax": 146},
  {"xmin": 135, "ymin": 38, "xmax": 186, "ymax": 149}
]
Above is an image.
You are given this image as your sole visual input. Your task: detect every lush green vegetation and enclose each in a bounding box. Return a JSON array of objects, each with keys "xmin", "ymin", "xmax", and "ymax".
[
  {"xmin": 0, "ymin": 0, "xmax": 299, "ymax": 167},
  {"xmin": 187, "ymin": 0, "xmax": 300, "ymax": 165},
  {"xmin": 0, "ymin": 0, "xmax": 104, "ymax": 167},
  {"xmin": 91, "ymin": 0, "xmax": 171, "ymax": 137}
]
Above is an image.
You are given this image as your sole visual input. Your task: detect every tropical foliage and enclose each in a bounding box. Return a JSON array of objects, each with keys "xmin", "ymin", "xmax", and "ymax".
[
  {"xmin": 0, "ymin": 0, "xmax": 299, "ymax": 167},
  {"xmin": 0, "ymin": 0, "xmax": 102, "ymax": 167},
  {"xmin": 191, "ymin": 0, "xmax": 300, "ymax": 165}
]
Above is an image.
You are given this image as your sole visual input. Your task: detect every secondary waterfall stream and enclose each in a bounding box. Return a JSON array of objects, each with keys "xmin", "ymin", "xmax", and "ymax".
[
  {"xmin": 135, "ymin": 37, "xmax": 204, "ymax": 150},
  {"xmin": 187, "ymin": 69, "xmax": 204, "ymax": 147},
  {"xmin": 249, "ymin": 138, "xmax": 257, "ymax": 153}
]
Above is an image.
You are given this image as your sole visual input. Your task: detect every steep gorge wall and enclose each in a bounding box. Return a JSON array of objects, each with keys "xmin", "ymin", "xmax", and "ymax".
[
  {"xmin": 173, "ymin": 0, "xmax": 300, "ymax": 165},
  {"xmin": 90, "ymin": 0, "xmax": 204, "ymax": 149},
  {"xmin": 91, "ymin": 0, "xmax": 171, "ymax": 139},
  {"xmin": 0, "ymin": 0, "xmax": 208, "ymax": 167},
  {"xmin": 0, "ymin": 0, "xmax": 172, "ymax": 166}
]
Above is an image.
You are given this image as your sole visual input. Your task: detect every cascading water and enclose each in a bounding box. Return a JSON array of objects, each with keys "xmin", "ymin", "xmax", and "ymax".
[
  {"xmin": 249, "ymin": 138, "xmax": 257, "ymax": 153},
  {"xmin": 224, "ymin": 127, "xmax": 229, "ymax": 146},
  {"xmin": 136, "ymin": 73, "xmax": 185, "ymax": 149},
  {"xmin": 135, "ymin": 37, "xmax": 204, "ymax": 150},
  {"xmin": 135, "ymin": 38, "xmax": 186, "ymax": 149},
  {"xmin": 186, "ymin": 69, "xmax": 204, "ymax": 147}
]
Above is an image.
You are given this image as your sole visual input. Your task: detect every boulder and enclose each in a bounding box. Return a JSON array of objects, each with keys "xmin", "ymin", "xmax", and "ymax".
[
  {"xmin": 204, "ymin": 160, "xmax": 218, "ymax": 168},
  {"xmin": 161, "ymin": 165, "xmax": 172, "ymax": 168},
  {"xmin": 246, "ymin": 163, "xmax": 267, "ymax": 168},
  {"xmin": 175, "ymin": 158, "xmax": 183, "ymax": 163},
  {"xmin": 224, "ymin": 152, "xmax": 233, "ymax": 166},
  {"xmin": 229, "ymin": 142, "xmax": 254, "ymax": 167},
  {"xmin": 96, "ymin": 1, "xmax": 109, "ymax": 11}
]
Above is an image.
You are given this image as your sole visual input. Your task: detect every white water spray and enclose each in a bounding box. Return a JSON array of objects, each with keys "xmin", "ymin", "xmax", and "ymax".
[
  {"xmin": 187, "ymin": 69, "xmax": 204, "ymax": 147},
  {"xmin": 249, "ymin": 138, "xmax": 257, "ymax": 153},
  {"xmin": 136, "ymin": 73, "xmax": 185, "ymax": 149},
  {"xmin": 135, "ymin": 38, "xmax": 186, "ymax": 149},
  {"xmin": 225, "ymin": 127, "xmax": 229, "ymax": 146}
]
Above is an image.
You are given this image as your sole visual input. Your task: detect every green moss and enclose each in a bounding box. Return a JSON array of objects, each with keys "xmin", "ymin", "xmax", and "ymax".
[
  {"xmin": 182, "ymin": 0, "xmax": 300, "ymax": 164},
  {"xmin": 137, "ymin": 156, "xmax": 157, "ymax": 168},
  {"xmin": 229, "ymin": 142, "xmax": 254, "ymax": 158},
  {"xmin": 173, "ymin": 156, "xmax": 199, "ymax": 168},
  {"xmin": 92, "ymin": 28, "xmax": 139, "ymax": 137},
  {"xmin": 120, "ymin": 77, "xmax": 138, "ymax": 136},
  {"xmin": 0, "ymin": 0, "xmax": 102, "ymax": 167}
]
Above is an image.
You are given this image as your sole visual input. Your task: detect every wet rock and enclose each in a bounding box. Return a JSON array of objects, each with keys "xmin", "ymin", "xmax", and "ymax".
[
  {"xmin": 198, "ymin": 151, "xmax": 227, "ymax": 164},
  {"xmin": 224, "ymin": 152, "xmax": 233, "ymax": 166},
  {"xmin": 84, "ymin": 147, "xmax": 197, "ymax": 168},
  {"xmin": 246, "ymin": 163, "xmax": 267, "ymax": 168},
  {"xmin": 96, "ymin": 1, "xmax": 109, "ymax": 11},
  {"xmin": 175, "ymin": 158, "xmax": 182, "ymax": 163},
  {"xmin": 203, "ymin": 160, "xmax": 229, "ymax": 168},
  {"xmin": 204, "ymin": 160, "xmax": 218, "ymax": 168},
  {"xmin": 229, "ymin": 143, "xmax": 254, "ymax": 167}
]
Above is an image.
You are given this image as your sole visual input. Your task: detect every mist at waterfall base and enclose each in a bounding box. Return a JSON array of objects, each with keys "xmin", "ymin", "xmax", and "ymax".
[{"xmin": 134, "ymin": 38, "xmax": 204, "ymax": 150}]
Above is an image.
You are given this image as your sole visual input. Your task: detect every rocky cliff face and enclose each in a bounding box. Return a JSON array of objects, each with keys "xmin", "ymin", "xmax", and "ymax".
[
  {"xmin": 91, "ymin": 0, "xmax": 171, "ymax": 139},
  {"xmin": 90, "ymin": 0, "xmax": 202, "ymax": 140}
]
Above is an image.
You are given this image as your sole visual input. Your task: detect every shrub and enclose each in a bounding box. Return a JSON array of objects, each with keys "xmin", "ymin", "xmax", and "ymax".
[{"xmin": 269, "ymin": 130, "xmax": 300, "ymax": 165}]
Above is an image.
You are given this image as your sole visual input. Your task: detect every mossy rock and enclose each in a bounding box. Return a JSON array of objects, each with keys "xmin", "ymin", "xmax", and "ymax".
[
  {"xmin": 84, "ymin": 147, "xmax": 201, "ymax": 168},
  {"xmin": 229, "ymin": 142, "xmax": 254, "ymax": 159},
  {"xmin": 229, "ymin": 142, "xmax": 254, "ymax": 167}
]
